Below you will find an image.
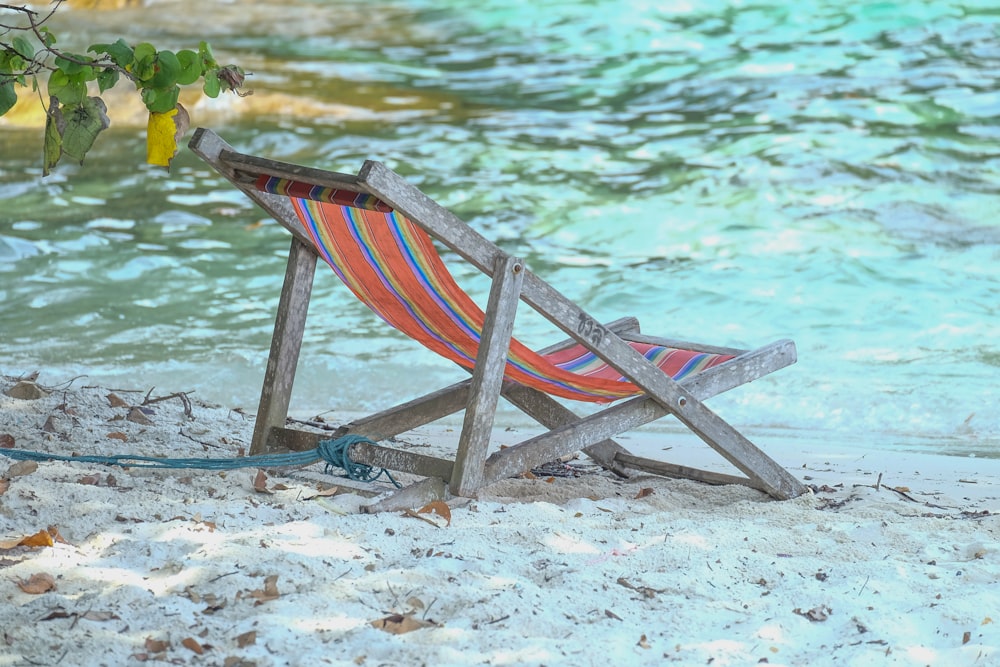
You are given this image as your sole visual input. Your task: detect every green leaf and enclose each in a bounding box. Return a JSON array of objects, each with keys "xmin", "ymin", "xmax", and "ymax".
[
  {"xmin": 43, "ymin": 101, "xmax": 63, "ymax": 176},
  {"xmin": 58, "ymin": 96, "xmax": 110, "ymax": 164},
  {"xmin": 202, "ymin": 70, "xmax": 221, "ymax": 98},
  {"xmin": 55, "ymin": 55, "xmax": 86, "ymax": 76},
  {"xmin": 1, "ymin": 53, "xmax": 27, "ymax": 74},
  {"xmin": 88, "ymin": 38, "xmax": 133, "ymax": 68},
  {"xmin": 175, "ymin": 50, "xmax": 201, "ymax": 86},
  {"xmin": 132, "ymin": 42, "xmax": 156, "ymax": 63},
  {"xmin": 198, "ymin": 41, "xmax": 216, "ymax": 67},
  {"xmin": 39, "ymin": 27, "xmax": 56, "ymax": 48},
  {"xmin": 11, "ymin": 36, "xmax": 35, "ymax": 61},
  {"xmin": 140, "ymin": 85, "xmax": 180, "ymax": 113},
  {"xmin": 131, "ymin": 58, "xmax": 155, "ymax": 82},
  {"xmin": 131, "ymin": 43, "xmax": 157, "ymax": 81},
  {"xmin": 48, "ymin": 70, "xmax": 87, "ymax": 105},
  {"xmin": 96, "ymin": 68, "xmax": 119, "ymax": 93},
  {"xmin": 133, "ymin": 42, "xmax": 156, "ymax": 63},
  {"xmin": 148, "ymin": 50, "xmax": 181, "ymax": 88},
  {"xmin": 0, "ymin": 81, "xmax": 16, "ymax": 116}
]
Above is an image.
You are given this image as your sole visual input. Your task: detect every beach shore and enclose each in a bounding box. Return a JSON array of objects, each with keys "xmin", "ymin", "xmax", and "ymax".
[{"xmin": 1, "ymin": 373, "xmax": 997, "ymax": 666}]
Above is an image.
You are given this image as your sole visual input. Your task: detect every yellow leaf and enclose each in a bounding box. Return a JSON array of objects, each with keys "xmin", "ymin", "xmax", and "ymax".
[
  {"xmin": 146, "ymin": 104, "xmax": 190, "ymax": 168},
  {"xmin": 18, "ymin": 529, "xmax": 54, "ymax": 549}
]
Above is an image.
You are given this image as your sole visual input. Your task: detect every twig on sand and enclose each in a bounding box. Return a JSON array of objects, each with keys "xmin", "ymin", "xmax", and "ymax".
[
  {"xmin": 851, "ymin": 477, "xmax": 965, "ymax": 512},
  {"xmin": 143, "ymin": 389, "xmax": 194, "ymax": 418},
  {"xmin": 179, "ymin": 428, "xmax": 221, "ymax": 450},
  {"xmin": 42, "ymin": 375, "xmax": 88, "ymax": 392}
]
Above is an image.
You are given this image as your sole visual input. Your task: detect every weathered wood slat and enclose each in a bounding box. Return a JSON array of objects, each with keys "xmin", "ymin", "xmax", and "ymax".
[
  {"xmin": 497, "ymin": 383, "xmax": 630, "ymax": 475},
  {"xmin": 219, "ymin": 149, "xmax": 370, "ymax": 193},
  {"xmin": 537, "ymin": 316, "xmax": 640, "ymax": 354},
  {"xmin": 250, "ymin": 238, "xmax": 317, "ymax": 455},
  {"xmin": 619, "ymin": 332, "xmax": 745, "ymax": 356},
  {"xmin": 483, "ymin": 396, "xmax": 660, "ymax": 484},
  {"xmin": 268, "ymin": 427, "xmax": 322, "ymax": 452},
  {"xmin": 334, "ymin": 381, "xmax": 472, "ymax": 440},
  {"xmin": 349, "ymin": 441, "xmax": 455, "ymax": 481},
  {"xmin": 264, "ymin": 428, "xmax": 455, "ymax": 481},
  {"xmin": 613, "ymin": 453, "xmax": 763, "ymax": 491},
  {"xmin": 451, "ymin": 255, "xmax": 525, "ymax": 496}
]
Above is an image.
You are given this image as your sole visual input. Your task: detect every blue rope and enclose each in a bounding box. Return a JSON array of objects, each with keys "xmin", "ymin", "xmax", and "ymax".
[
  {"xmin": 316, "ymin": 436, "xmax": 400, "ymax": 487},
  {"xmin": 0, "ymin": 434, "xmax": 401, "ymax": 488}
]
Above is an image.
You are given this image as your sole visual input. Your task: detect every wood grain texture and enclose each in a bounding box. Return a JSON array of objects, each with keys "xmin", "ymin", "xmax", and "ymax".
[
  {"xmin": 250, "ymin": 238, "xmax": 316, "ymax": 455},
  {"xmin": 451, "ymin": 255, "xmax": 525, "ymax": 496}
]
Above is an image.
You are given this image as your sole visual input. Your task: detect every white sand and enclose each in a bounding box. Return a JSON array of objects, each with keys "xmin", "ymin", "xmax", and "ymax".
[{"xmin": 1, "ymin": 374, "xmax": 998, "ymax": 666}]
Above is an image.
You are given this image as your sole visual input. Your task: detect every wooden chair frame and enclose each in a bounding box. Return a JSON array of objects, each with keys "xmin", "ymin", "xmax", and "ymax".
[{"xmin": 190, "ymin": 128, "xmax": 808, "ymax": 503}]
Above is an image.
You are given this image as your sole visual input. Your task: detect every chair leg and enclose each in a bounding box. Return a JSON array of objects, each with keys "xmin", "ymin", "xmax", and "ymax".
[
  {"xmin": 451, "ymin": 255, "xmax": 525, "ymax": 496},
  {"xmin": 250, "ymin": 237, "xmax": 317, "ymax": 455}
]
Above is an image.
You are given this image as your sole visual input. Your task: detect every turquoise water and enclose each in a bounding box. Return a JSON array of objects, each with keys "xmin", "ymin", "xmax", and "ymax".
[{"xmin": 1, "ymin": 0, "xmax": 998, "ymax": 456}]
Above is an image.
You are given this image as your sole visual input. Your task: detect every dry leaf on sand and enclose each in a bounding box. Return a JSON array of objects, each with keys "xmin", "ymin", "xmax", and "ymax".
[
  {"xmin": 252, "ymin": 469, "xmax": 272, "ymax": 494},
  {"xmin": 144, "ymin": 637, "xmax": 169, "ymax": 653},
  {"xmin": 235, "ymin": 630, "xmax": 256, "ymax": 647},
  {"xmin": 107, "ymin": 393, "xmax": 129, "ymax": 408},
  {"xmin": 0, "ymin": 528, "xmax": 55, "ymax": 550},
  {"xmin": 418, "ymin": 501, "xmax": 452, "ymax": 527},
  {"xmin": 17, "ymin": 572, "xmax": 56, "ymax": 594},
  {"xmin": 370, "ymin": 613, "xmax": 438, "ymax": 635},
  {"xmin": 249, "ymin": 575, "xmax": 280, "ymax": 605},
  {"xmin": 5, "ymin": 460, "xmax": 37, "ymax": 478},
  {"xmin": 181, "ymin": 637, "xmax": 205, "ymax": 654}
]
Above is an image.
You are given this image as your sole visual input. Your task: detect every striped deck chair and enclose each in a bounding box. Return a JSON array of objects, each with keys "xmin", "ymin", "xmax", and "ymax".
[{"xmin": 190, "ymin": 129, "xmax": 807, "ymax": 502}]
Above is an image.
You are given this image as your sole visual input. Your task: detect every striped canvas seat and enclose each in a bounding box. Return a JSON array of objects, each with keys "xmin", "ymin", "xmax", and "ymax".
[{"xmin": 257, "ymin": 175, "xmax": 734, "ymax": 403}]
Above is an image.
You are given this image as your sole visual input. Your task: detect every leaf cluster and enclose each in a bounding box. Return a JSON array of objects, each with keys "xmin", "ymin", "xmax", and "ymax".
[{"xmin": 1, "ymin": 2, "xmax": 248, "ymax": 173}]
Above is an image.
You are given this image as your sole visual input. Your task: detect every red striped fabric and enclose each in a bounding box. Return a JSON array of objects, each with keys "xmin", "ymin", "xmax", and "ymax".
[{"xmin": 260, "ymin": 176, "xmax": 735, "ymax": 402}]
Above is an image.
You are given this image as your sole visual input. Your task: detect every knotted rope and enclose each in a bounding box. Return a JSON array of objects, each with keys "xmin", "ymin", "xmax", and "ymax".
[{"xmin": 0, "ymin": 434, "xmax": 400, "ymax": 487}]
